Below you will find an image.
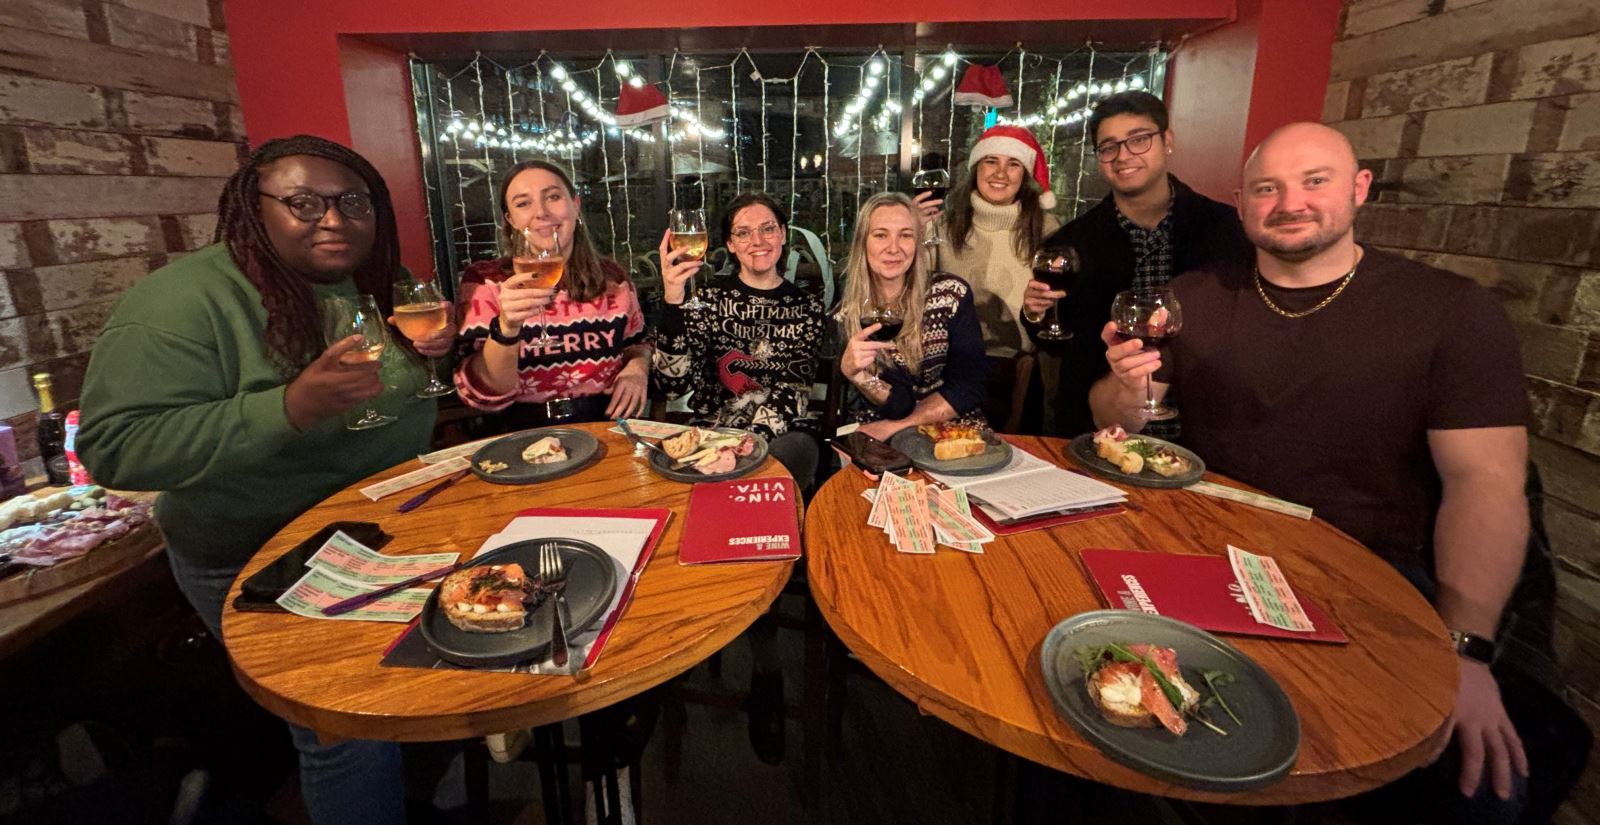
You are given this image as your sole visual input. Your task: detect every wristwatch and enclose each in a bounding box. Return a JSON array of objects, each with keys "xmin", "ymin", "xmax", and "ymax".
[
  {"xmin": 489, "ymin": 317, "xmax": 522, "ymax": 346},
  {"xmin": 1449, "ymin": 630, "xmax": 1496, "ymax": 665}
]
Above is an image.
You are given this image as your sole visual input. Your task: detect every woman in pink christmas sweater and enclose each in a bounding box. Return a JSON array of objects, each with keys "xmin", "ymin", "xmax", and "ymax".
[{"xmin": 454, "ymin": 160, "xmax": 651, "ymax": 428}]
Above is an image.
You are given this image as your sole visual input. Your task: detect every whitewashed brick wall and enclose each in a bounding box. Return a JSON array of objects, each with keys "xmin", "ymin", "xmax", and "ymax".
[
  {"xmin": 0, "ymin": 0, "xmax": 242, "ymax": 477},
  {"xmin": 1326, "ymin": 2, "xmax": 1600, "ymax": 821}
]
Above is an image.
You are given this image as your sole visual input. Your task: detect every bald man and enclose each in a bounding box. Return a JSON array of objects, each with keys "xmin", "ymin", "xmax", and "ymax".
[{"xmin": 1093, "ymin": 123, "xmax": 1546, "ymax": 820}]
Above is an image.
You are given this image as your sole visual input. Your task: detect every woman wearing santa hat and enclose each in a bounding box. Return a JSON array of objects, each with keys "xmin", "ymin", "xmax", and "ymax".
[{"xmin": 920, "ymin": 124, "xmax": 1061, "ymax": 433}]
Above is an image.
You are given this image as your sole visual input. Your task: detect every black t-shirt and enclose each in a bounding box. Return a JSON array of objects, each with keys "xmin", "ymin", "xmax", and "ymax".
[{"xmin": 1160, "ymin": 247, "xmax": 1528, "ymax": 567}]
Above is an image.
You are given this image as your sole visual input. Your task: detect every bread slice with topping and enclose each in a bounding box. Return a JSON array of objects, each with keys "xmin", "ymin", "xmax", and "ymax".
[{"xmin": 439, "ymin": 563, "xmax": 530, "ymax": 633}]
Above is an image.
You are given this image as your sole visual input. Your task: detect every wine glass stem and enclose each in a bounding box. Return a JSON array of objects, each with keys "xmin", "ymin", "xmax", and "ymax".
[{"xmin": 1145, "ymin": 374, "xmax": 1157, "ymax": 412}]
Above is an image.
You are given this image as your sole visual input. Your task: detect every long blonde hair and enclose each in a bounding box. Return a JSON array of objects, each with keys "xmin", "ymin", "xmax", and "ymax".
[{"xmin": 837, "ymin": 193, "xmax": 931, "ymax": 375}]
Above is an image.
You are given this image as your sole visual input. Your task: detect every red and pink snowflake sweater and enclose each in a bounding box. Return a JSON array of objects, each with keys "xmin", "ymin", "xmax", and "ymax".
[{"xmin": 452, "ymin": 257, "xmax": 648, "ymax": 410}]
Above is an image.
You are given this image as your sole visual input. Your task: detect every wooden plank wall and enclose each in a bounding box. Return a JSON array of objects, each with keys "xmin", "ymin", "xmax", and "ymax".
[{"xmin": 0, "ymin": 0, "xmax": 244, "ymax": 478}]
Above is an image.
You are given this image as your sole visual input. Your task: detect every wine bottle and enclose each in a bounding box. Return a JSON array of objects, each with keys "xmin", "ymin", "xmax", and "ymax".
[{"xmin": 32, "ymin": 372, "xmax": 69, "ymax": 486}]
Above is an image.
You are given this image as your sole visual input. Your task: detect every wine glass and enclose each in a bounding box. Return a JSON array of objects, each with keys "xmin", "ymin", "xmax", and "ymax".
[
  {"xmin": 910, "ymin": 168, "xmax": 950, "ymax": 247},
  {"xmin": 668, "ymin": 209, "xmax": 709, "ymax": 310},
  {"xmin": 1109, "ymin": 287, "xmax": 1184, "ymax": 422},
  {"xmin": 858, "ymin": 296, "xmax": 905, "ymax": 390},
  {"xmin": 391, "ymin": 278, "xmax": 454, "ymax": 398},
  {"xmin": 1030, "ymin": 246, "xmax": 1079, "ymax": 342},
  {"xmin": 509, "ymin": 225, "xmax": 565, "ymax": 348},
  {"xmin": 322, "ymin": 294, "xmax": 397, "ymax": 430}
]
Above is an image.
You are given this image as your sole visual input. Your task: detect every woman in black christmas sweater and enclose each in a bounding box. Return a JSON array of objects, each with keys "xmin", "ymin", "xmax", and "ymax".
[{"xmin": 653, "ymin": 192, "xmax": 826, "ymax": 489}]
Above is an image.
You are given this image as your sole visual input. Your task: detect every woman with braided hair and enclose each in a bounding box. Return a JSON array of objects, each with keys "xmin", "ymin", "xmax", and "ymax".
[{"xmin": 78, "ymin": 135, "xmax": 452, "ymax": 825}]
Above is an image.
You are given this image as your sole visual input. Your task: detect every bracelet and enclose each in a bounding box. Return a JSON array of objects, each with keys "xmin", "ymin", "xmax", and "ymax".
[{"xmin": 489, "ymin": 317, "xmax": 522, "ymax": 346}]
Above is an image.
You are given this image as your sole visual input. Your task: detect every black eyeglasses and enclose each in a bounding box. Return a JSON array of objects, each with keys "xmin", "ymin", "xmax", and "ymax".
[
  {"xmin": 261, "ymin": 191, "xmax": 374, "ymax": 223},
  {"xmin": 1094, "ymin": 131, "xmax": 1160, "ymax": 162}
]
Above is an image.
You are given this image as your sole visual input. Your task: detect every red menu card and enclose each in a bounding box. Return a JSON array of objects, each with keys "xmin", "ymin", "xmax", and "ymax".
[
  {"xmin": 679, "ymin": 478, "xmax": 802, "ymax": 564},
  {"xmin": 1079, "ymin": 548, "xmax": 1348, "ymax": 644}
]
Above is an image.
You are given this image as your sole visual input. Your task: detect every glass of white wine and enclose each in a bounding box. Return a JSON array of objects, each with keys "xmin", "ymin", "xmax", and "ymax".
[
  {"xmin": 323, "ymin": 294, "xmax": 397, "ymax": 430},
  {"xmin": 668, "ymin": 208, "xmax": 709, "ymax": 310},
  {"xmin": 509, "ymin": 225, "xmax": 565, "ymax": 348},
  {"xmin": 392, "ymin": 278, "xmax": 454, "ymax": 398}
]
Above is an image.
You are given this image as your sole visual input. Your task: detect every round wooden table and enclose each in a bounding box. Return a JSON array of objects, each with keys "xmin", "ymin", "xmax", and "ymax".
[
  {"xmin": 222, "ymin": 421, "xmax": 795, "ymax": 742},
  {"xmin": 805, "ymin": 435, "xmax": 1455, "ymax": 806}
]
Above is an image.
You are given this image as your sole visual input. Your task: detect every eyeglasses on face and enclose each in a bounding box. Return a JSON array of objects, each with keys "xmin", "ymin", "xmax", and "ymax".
[
  {"xmin": 261, "ymin": 191, "xmax": 375, "ymax": 223},
  {"xmin": 1094, "ymin": 131, "xmax": 1159, "ymax": 162},
  {"xmin": 730, "ymin": 223, "xmax": 784, "ymax": 243}
]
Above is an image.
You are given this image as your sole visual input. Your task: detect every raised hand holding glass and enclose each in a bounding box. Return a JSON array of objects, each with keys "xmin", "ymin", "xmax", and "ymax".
[
  {"xmin": 1110, "ymin": 287, "xmax": 1183, "ymax": 422},
  {"xmin": 322, "ymin": 294, "xmax": 396, "ymax": 430},
  {"xmin": 392, "ymin": 278, "xmax": 454, "ymax": 398}
]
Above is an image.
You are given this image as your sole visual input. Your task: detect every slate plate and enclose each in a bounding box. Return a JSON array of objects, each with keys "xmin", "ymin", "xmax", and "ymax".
[
  {"xmin": 1039, "ymin": 610, "xmax": 1300, "ymax": 792},
  {"xmin": 889, "ymin": 427, "xmax": 1012, "ymax": 476},
  {"xmin": 469, "ymin": 427, "xmax": 602, "ymax": 485},
  {"xmin": 1068, "ymin": 432, "xmax": 1205, "ymax": 489},
  {"xmin": 646, "ymin": 428, "xmax": 769, "ymax": 483},
  {"xmin": 420, "ymin": 538, "xmax": 618, "ymax": 669}
]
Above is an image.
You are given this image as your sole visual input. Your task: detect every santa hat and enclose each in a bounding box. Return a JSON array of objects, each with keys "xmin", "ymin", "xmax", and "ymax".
[
  {"xmin": 952, "ymin": 64, "xmax": 1013, "ymax": 109},
  {"xmin": 968, "ymin": 125, "xmax": 1056, "ymax": 209},
  {"xmin": 614, "ymin": 81, "xmax": 669, "ymax": 127}
]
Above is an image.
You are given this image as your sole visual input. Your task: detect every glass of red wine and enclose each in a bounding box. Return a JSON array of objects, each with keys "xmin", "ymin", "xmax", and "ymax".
[
  {"xmin": 910, "ymin": 168, "xmax": 950, "ymax": 247},
  {"xmin": 859, "ymin": 298, "xmax": 905, "ymax": 390},
  {"xmin": 1030, "ymin": 246, "xmax": 1079, "ymax": 341},
  {"xmin": 1110, "ymin": 287, "xmax": 1183, "ymax": 421}
]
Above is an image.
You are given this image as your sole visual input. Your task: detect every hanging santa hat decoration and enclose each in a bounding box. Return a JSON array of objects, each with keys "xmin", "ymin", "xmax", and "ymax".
[
  {"xmin": 952, "ymin": 64, "xmax": 1013, "ymax": 109},
  {"xmin": 613, "ymin": 81, "xmax": 670, "ymax": 127},
  {"xmin": 968, "ymin": 124, "xmax": 1056, "ymax": 208}
]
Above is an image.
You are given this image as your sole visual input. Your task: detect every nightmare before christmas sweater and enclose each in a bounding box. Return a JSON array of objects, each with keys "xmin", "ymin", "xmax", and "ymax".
[{"xmin": 652, "ymin": 272, "xmax": 826, "ymax": 438}]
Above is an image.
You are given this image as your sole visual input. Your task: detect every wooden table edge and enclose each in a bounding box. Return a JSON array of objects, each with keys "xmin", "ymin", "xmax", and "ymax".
[
  {"xmin": 808, "ymin": 577, "xmax": 1442, "ymax": 806},
  {"xmin": 222, "ymin": 427, "xmax": 800, "ymax": 742},
  {"xmin": 804, "ymin": 442, "xmax": 1455, "ymax": 806},
  {"xmin": 229, "ymin": 558, "xmax": 793, "ymax": 742}
]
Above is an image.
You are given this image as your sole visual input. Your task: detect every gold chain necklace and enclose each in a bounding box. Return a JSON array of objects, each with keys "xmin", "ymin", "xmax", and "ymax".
[{"xmin": 1254, "ymin": 255, "xmax": 1359, "ymax": 319}]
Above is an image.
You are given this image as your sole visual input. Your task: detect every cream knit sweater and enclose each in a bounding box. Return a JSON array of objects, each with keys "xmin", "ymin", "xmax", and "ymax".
[{"xmin": 937, "ymin": 195, "xmax": 1062, "ymax": 358}]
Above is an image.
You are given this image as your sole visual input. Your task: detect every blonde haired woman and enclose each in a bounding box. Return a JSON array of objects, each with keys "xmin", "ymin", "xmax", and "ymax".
[{"xmin": 838, "ymin": 192, "xmax": 987, "ymax": 442}]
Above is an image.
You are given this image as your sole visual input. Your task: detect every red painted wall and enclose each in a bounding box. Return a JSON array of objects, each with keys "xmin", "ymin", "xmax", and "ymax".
[
  {"xmin": 338, "ymin": 37, "xmax": 434, "ymax": 279},
  {"xmin": 1166, "ymin": 0, "xmax": 1343, "ymax": 202},
  {"xmin": 222, "ymin": 0, "xmax": 1334, "ymax": 267}
]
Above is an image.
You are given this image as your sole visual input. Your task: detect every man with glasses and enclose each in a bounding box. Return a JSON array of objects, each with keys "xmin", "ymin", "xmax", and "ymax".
[{"xmin": 1023, "ymin": 91, "xmax": 1251, "ymax": 436}]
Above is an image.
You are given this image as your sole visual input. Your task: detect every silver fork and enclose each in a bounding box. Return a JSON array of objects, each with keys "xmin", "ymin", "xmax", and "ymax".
[{"xmin": 541, "ymin": 543, "xmax": 569, "ymax": 668}]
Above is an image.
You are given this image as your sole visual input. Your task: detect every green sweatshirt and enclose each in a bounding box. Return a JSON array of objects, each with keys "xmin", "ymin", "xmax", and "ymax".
[{"xmin": 77, "ymin": 243, "xmax": 436, "ymax": 572}]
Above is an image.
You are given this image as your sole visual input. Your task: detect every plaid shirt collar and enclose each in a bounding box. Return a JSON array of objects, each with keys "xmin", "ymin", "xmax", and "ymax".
[{"xmin": 1114, "ymin": 186, "xmax": 1178, "ymax": 291}]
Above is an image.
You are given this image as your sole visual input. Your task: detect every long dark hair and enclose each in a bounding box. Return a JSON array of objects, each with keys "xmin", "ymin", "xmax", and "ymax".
[
  {"xmin": 215, "ymin": 135, "xmax": 400, "ymax": 375},
  {"xmin": 719, "ymin": 192, "xmax": 788, "ymax": 275},
  {"xmin": 943, "ymin": 162, "xmax": 1048, "ymax": 261},
  {"xmin": 496, "ymin": 159, "xmax": 621, "ymax": 303}
]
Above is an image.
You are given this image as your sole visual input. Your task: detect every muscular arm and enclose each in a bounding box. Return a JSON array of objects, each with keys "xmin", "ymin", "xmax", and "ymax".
[{"xmin": 1428, "ymin": 426, "xmax": 1528, "ymax": 638}]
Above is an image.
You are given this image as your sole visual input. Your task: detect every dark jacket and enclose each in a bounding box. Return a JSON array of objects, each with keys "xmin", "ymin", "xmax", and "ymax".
[{"xmin": 1033, "ymin": 176, "xmax": 1253, "ymax": 436}]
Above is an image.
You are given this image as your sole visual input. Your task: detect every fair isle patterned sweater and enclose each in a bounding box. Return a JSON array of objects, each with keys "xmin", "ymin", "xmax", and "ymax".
[
  {"xmin": 453, "ymin": 257, "xmax": 648, "ymax": 410},
  {"xmin": 652, "ymin": 273, "xmax": 826, "ymax": 438},
  {"xmin": 847, "ymin": 272, "xmax": 989, "ymax": 425}
]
